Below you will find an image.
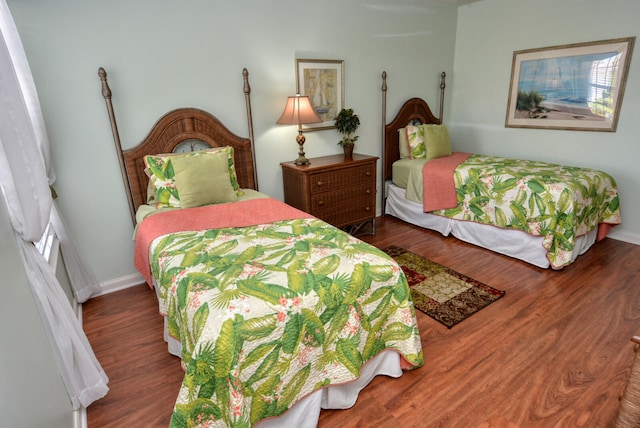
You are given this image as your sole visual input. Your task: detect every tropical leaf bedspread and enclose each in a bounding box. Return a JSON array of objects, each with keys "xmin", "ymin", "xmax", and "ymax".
[
  {"xmin": 139, "ymin": 199, "xmax": 423, "ymax": 427},
  {"xmin": 428, "ymin": 154, "xmax": 621, "ymax": 268}
]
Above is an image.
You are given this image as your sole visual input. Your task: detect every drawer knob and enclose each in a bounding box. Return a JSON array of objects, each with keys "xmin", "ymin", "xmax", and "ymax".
[
  {"xmin": 365, "ymin": 189, "xmax": 371, "ymax": 195},
  {"xmin": 318, "ymin": 200, "xmax": 324, "ymax": 206},
  {"xmin": 365, "ymin": 206, "xmax": 371, "ymax": 211},
  {"xmin": 365, "ymin": 171, "xmax": 371, "ymax": 176},
  {"xmin": 316, "ymin": 181, "xmax": 324, "ymax": 187}
]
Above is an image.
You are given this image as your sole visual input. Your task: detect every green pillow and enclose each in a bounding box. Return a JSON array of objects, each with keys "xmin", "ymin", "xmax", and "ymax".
[
  {"xmin": 172, "ymin": 150, "xmax": 238, "ymax": 208},
  {"xmin": 144, "ymin": 146, "xmax": 242, "ymax": 208},
  {"xmin": 422, "ymin": 124, "xmax": 452, "ymax": 160}
]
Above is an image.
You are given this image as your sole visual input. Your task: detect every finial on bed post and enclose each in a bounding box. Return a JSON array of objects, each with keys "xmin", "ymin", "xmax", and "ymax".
[
  {"xmin": 439, "ymin": 71, "xmax": 446, "ymax": 123},
  {"xmin": 98, "ymin": 67, "xmax": 137, "ymax": 225},
  {"xmin": 242, "ymin": 68, "xmax": 259, "ymax": 191},
  {"xmin": 381, "ymin": 71, "xmax": 387, "ymax": 217},
  {"xmin": 98, "ymin": 67, "xmax": 111, "ymax": 99}
]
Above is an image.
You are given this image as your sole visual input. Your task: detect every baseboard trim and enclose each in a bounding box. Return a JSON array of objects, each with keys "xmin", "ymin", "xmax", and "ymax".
[
  {"xmin": 95, "ymin": 273, "xmax": 145, "ymax": 296},
  {"xmin": 607, "ymin": 229, "xmax": 640, "ymax": 246}
]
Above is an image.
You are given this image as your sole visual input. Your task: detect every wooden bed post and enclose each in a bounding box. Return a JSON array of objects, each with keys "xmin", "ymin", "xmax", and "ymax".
[
  {"xmin": 439, "ymin": 71, "xmax": 446, "ymax": 122},
  {"xmin": 98, "ymin": 67, "xmax": 137, "ymax": 225},
  {"xmin": 381, "ymin": 71, "xmax": 387, "ymax": 217},
  {"xmin": 242, "ymin": 68, "xmax": 259, "ymax": 191}
]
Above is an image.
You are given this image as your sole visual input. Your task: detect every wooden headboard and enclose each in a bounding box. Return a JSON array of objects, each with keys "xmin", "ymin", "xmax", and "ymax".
[
  {"xmin": 98, "ymin": 67, "xmax": 258, "ymax": 224},
  {"xmin": 380, "ymin": 71, "xmax": 446, "ymax": 214}
]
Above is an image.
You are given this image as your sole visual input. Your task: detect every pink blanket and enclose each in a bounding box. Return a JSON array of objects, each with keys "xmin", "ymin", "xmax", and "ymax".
[
  {"xmin": 134, "ymin": 198, "xmax": 312, "ymax": 286},
  {"xmin": 422, "ymin": 152, "xmax": 471, "ymax": 212}
]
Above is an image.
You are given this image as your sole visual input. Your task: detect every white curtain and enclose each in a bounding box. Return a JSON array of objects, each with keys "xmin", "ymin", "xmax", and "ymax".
[
  {"xmin": 2, "ymin": 1, "xmax": 100, "ymax": 303},
  {"xmin": 50, "ymin": 201, "xmax": 101, "ymax": 303},
  {"xmin": 0, "ymin": 0, "xmax": 108, "ymax": 409}
]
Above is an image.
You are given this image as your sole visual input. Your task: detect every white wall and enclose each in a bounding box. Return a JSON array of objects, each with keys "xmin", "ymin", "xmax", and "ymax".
[
  {"xmin": 8, "ymin": 0, "xmax": 458, "ymax": 285},
  {"xmin": 451, "ymin": 0, "xmax": 640, "ymax": 244},
  {"xmin": 0, "ymin": 196, "xmax": 76, "ymax": 427}
]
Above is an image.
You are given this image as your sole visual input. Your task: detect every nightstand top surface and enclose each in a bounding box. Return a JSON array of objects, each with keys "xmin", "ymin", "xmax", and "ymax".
[{"xmin": 280, "ymin": 153, "xmax": 378, "ymax": 170}]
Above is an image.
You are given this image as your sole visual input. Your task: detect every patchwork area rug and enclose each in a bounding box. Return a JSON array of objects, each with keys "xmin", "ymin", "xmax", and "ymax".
[{"xmin": 382, "ymin": 246, "xmax": 505, "ymax": 328}]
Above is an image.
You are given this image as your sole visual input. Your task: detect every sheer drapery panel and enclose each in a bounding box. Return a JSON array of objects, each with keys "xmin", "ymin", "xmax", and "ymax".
[{"xmin": 0, "ymin": 0, "xmax": 108, "ymax": 409}]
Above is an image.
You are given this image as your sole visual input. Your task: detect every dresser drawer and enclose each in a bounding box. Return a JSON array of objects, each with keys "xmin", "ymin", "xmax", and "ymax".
[
  {"xmin": 311, "ymin": 184, "xmax": 373, "ymax": 212},
  {"xmin": 315, "ymin": 203, "xmax": 375, "ymax": 228},
  {"xmin": 309, "ymin": 164, "xmax": 374, "ymax": 194}
]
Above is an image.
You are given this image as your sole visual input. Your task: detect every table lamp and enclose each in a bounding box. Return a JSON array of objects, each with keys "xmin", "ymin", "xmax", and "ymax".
[{"xmin": 276, "ymin": 94, "xmax": 322, "ymax": 165}]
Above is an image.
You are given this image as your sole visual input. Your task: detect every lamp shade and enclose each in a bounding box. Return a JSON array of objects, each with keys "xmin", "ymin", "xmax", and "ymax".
[{"xmin": 276, "ymin": 94, "xmax": 322, "ymax": 126}]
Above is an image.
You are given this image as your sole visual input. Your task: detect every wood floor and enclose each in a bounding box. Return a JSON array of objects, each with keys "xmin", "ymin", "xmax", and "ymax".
[{"xmin": 83, "ymin": 216, "xmax": 640, "ymax": 427}]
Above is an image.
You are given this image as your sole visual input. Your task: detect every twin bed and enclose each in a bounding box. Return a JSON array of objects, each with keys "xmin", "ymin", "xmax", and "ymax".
[
  {"xmin": 98, "ymin": 68, "xmax": 423, "ymax": 427},
  {"xmin": 380, "ymin": 71, "xmax": 621, "ymax": 269}
]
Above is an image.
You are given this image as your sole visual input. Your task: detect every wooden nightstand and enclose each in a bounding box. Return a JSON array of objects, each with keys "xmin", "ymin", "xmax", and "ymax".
[{"xmin": 281, "ymin": 153, "xmax": 378, "ymax": 234}]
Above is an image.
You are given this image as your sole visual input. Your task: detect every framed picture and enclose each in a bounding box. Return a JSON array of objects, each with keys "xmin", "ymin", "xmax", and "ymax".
[
  {"xmin": 296, "ymin": 59, "xmax": 345, "ymax": 131},
  {"xmin": 505, "ymin": 37, "xmax": 635, "ymax": 131}
]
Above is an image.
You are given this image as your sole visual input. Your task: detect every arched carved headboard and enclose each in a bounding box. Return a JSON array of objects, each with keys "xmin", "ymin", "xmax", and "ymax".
[{"xmin": 98, "ymin": 67, "xmax": 258, "ymax": 224}]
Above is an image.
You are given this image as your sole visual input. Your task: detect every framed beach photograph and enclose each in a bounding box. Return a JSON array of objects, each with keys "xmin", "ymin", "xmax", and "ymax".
[
  {"xmin": 296, "ymin": 59, "xmax": 345, "ymax": 131},
  {"xmin": 505, "ymin": 37, "xmax": 635, "ymax": 131}
]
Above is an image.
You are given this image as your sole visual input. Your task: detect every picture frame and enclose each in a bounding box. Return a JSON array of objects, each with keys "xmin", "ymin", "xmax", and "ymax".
[
  {"xmin": 505, "ymin": 37, "xmax": 635, "ymax": 132},
  {"xmin": 296, "ymin": 59, "xmax": 345, "ymax": 131}
]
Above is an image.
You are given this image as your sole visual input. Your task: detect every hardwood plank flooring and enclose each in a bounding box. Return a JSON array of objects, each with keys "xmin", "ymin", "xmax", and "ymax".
[{"xmin": 83, "ymin": 216, "xmax": 640, "ymax": 427}]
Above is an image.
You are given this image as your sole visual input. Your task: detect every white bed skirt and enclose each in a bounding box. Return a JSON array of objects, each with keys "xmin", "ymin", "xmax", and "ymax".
[
  {"xmin": 385, "ymin": 182, "xmax": 597, "ymax": 268},
  {"xmin": 258, "ymin": 350, "xmax": 402, "ymax": 427},
  {"xmin": 161, "ymin": 317, "xmax": 403, "ymax": 427}
]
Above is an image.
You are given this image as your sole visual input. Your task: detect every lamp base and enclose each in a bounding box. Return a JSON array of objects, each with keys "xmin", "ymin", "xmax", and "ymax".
[{"xmin": 294, "ymin": 130, "xmax": 310, "ymax": 165}]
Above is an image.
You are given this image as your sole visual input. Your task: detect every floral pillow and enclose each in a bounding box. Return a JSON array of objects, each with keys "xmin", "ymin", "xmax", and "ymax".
[
  {"xmin": 398, "ymin": 127, "xmax": 410, "ymax": 159},
  {"xmin": 144, "ymin": 146, "xmax": 242, "ymax": 209},
  {"xmin": 406, "ymin": 125, "xmax": 426, "ymax": 159}
]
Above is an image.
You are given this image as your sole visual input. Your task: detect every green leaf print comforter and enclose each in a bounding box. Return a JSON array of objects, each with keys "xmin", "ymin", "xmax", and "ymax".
[
  {"xmin": 430, "ymin": 154, "xmax": 621, "ymax": 268},
  {"xmin": 143, "ymin": 202, "xmax": 423, "ymax": 427}
]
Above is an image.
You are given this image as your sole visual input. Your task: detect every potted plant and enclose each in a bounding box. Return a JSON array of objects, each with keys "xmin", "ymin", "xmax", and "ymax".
[{"xmin": 334, "ymin": 108, "xmax": 360, "ymax": 158}]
